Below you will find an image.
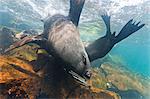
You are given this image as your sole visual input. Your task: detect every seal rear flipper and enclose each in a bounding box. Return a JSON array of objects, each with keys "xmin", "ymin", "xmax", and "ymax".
[
  {"xmin": 114, "ymin": 19, "xmax": 145, "ymax": 44},
  {"xmin": 101, "ymin": 14, "xmax": 111, "ymax": 37},
  {"xmin": 69, "ymin": 0, "xmax": 85, "ymax": 26},
  {"xmin": 86, "ymin": 17, "xmax": 145, "ymax": 62}
]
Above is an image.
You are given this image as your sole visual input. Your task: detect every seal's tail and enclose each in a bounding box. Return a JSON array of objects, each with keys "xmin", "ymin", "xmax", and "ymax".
[{"xmin": 69, "ymin": 0, "xmax": 85, "ymax": 26}]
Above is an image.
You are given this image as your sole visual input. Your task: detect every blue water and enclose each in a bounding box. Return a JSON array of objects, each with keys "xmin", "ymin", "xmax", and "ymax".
[{"xmin": 111, "ymin": 43, "xmax": 150, "ymax": 76}]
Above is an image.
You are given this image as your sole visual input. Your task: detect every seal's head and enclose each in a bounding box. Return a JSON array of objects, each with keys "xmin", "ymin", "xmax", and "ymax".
[
  {"xmin": 64, "ymin": 50, "xmax": 92, "ymax": 82},
  {"xmin": 73, "ymin": 52, "xmax": 92, "ymax": 79}
]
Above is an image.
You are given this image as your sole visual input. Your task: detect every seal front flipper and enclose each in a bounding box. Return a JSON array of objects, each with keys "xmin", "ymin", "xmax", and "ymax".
[
  {"xmin": 114, "ymin": 19, "xmax": 145, "ymax": 44},
  {"xmin": 3, "ymin": 35, "xmax": 48, "ymax": 54},
  {"xmin": 69, "ymin": 0, "xmax": 85, "ymax": 26},
  {"xmin": 86, "ymin": 14, "xmax": 114, "ymax": 62}
]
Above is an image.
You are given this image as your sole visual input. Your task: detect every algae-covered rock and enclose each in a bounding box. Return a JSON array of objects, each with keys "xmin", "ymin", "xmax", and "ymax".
[
  {"xmin": 0, "ymin": 44, "xmax": 120, "ymax": 99},
  {"xmin": 7, "ymin": 44, "xmax": 39, "ymax": 61},
  {"xmin": 90, "ymin": 68, "xmax": 108, "ymax": 89},
  {"xmin": 0, "ymin": 55, "xmax": 41, "ymax": 82},
  {"xmin": 1, "ymin": 41, "xmax": 149, "ymax": 99}
]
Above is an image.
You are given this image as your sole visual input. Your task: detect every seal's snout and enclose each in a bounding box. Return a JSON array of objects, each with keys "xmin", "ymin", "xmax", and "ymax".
[{"xmin": 84, "ymin": 70, "xmax": 92, "ymax": 79}]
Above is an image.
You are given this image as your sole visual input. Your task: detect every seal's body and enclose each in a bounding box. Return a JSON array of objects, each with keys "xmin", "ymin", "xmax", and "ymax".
[{"xmin": 43, "ymin": 14, "xmax": 91, "ymax": 79}]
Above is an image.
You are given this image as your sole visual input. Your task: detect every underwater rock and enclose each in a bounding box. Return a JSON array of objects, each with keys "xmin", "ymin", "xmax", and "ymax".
[
  {"xmin": 22, "ymin": 30, "xmax": 38, "ymax": 35},
  {"xmin": 5, "ymin": 44, "xmax": 40, "ymax": 62},
  {"xmin": 15, "ymin": 32, "xmax": 28, "ymax": 40},
  {"xmin": 1, "ymin": 39, "xmax": 150, "ymax": 99},
  {"xmin": 0, "ymin": 44, "xmax": 120, "ymax": 99},
  {"xmin": 15, "ymin": 29, "xmax": 38, "ymax": 39},
  {"xmin": 1, "ymin": 40, "xmax": 149, "ymax": 99},
  {"xmin": 99, "ymin": 63, "xmax": 150, "ymax": 98},
  {"xmin": 108, "ymin": 88, "xmax": 145, "ymax": 99},
  {"xmin": 2, "ymin": 39, "xmax": 150, "ymax": 99},
  {"xmin": 0, "ymin": 27, "xmax": 15, "ymax": 53}
]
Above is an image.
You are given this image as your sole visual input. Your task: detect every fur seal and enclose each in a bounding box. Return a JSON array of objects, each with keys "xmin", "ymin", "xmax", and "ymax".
[
  {"xmin": 42, "ymin": 0, "xmax": 91, "ymax": 79},
  {"xmin": 4, "ymin": 0, "xmax": 91, "ymax": 80}
]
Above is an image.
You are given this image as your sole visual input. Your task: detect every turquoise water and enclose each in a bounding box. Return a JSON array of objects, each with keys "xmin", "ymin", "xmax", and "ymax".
[
  {"xmin": 110, "ymin": 26, "xmax": 150, "ymax": 76},
  {"xmin": 111, "ymin": 43, "xmax": 150, "ymax": 76}
]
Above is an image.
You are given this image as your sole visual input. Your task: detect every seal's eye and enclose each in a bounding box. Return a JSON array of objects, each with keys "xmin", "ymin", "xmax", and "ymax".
[{"xmin": 82, "ymin": 55, "xmax": 87, "ymax": 65}]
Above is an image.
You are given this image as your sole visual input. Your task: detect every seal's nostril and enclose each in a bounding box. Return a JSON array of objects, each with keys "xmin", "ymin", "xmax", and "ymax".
[{"xmin": 84, "ymin": 70, "xmax": 92, "ymax": 79}]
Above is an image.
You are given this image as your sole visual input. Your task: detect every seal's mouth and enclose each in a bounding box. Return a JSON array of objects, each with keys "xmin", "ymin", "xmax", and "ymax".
[
  {"xmin": 64, "ymin": 68, "xmax": 88, "ymax": 85},
  {"xmin": 69, "ymin": 70, "xmax": 87, "ymax": 84}
]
